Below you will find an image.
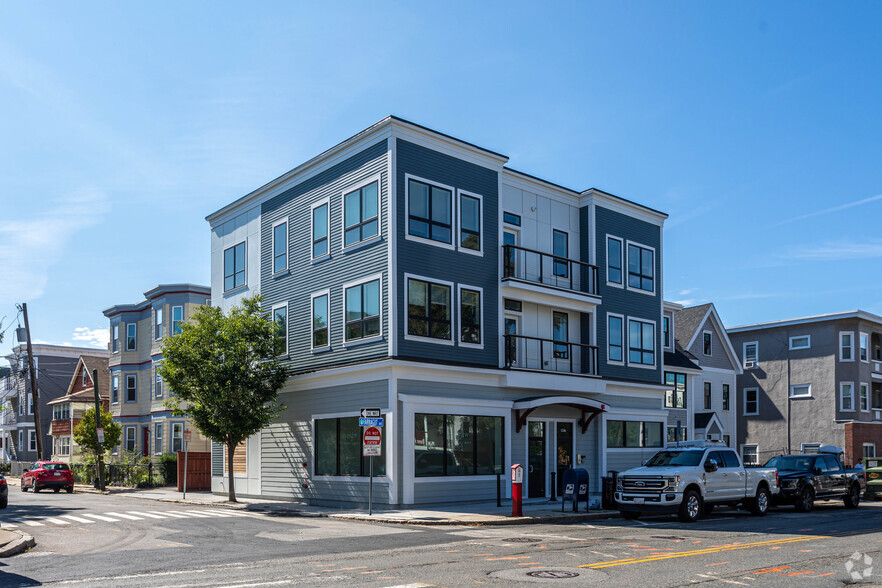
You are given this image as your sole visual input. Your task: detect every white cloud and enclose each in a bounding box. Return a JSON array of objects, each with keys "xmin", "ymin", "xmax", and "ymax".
[
  {"xmin": 774, "ymin": 194, "xmax": 882, "ymax": 227},
  {"xmin": 783, "ymin": 239, "xmax": 882, "ymax": 261},
  {"xmin": 71, "ymin": 326, "xmax": 109, "ymax": 349}
]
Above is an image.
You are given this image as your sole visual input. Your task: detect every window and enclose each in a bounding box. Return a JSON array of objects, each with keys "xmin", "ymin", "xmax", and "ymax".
[
  {"xmin": 125, "ymin": 426, "xmax": 136, "ymax": 452},
  {"xmin": 874, "ymin": 385, "xmax": 882, "ymax": 410},
  {"xmin": 607, "ymin": 236, "xmax": 623, "ymax": 285},
  {"xmin": 459, "ymin": 286, "xmax": 482, "ymax": 347},
  {"xmin": 223, "ymin": 242, "xmax": 246, "ymax": 291},
  {"xmin": 840, "ymin": 331, "xmax": 854, "ymax": 361},
  {"xmin": 790, "ymin": 384, "xmax": 811, "ymax": 398},
  {"xmin": 667, "ymin": 426, "xmax": 688, "ymax": 443},
  {"xmin": 343, "ymin": 181, "xmax": 379, "ymax": 247},
  {"xmin": 627, "ymin": 242, "xmax": 654, "ymax": 292},
  {"xmin": 723, "ymin": 434, "xmax": 731, "ymax": 448},
  {"xmin": 172, "ymin": 423, "xmax": 183, "ymax": 452},
  {"xmin": 52, "ymin": 404, "xmax": 70, "ymax": 420},
  {"xmin": 606, "ymin": 421, "xmax": 664, "ymax": 448},
  {"xmin": 112, "ymin": 324, "xmax": 119, "ymax": 353},
  {"xmin": 504, "ymin": 299, "xmax": 522, "ymax": 312},
  {"xmin": 841, "ymin": 382, "xmax": 854, "ymax": 411},
  {"xmin": 503, "ymin": 211, "xmax": 521, "ymax": 226},
  {"xmin": 741, "ymin": 445, "xmax": 759, "ymax": 466},
  {"xmin": 458, "ymin": 192, "xmax": 481, "ymax": 252},
  {"xmin": 860, "ymin": 332, "xmax": 869, "ymax": 361},
  {"xmin": 407, "ymin": 177, "xmax": 452, "ymax": 245},
  {"xmin": 28, "ymin": 394, "xmax": 33, "ymax": 414},
  {"xmin": 414, "ymin": 413, "xmax": 503, "ymax": 476},
  {"xmin": 743, "ymin": 342, "xmax": 758, "ymax": 368},
  {"xmin": 860, "ymin": 383, "xmax": 869, "ymax": 411},
  {"xmin": 703, "ymin": 332, "xmax": 712, "ymax": 356},
  {"xmin": 311, "ymin": 292, "xmax": 329, "ymax": 349},
  {"xmin": 59, "ymin": 436, "xmax": 70, "ymax": 456},
  {"xmin": 172, "ymin": 306, "xmax": 183, "ymax": 335},
  {"xmin": 552, "ymin": 229, "xmax": 568, "ymax": 277},
  {"xmin": 154, "ymin": 423, "xmax": 163, "ymax": 455},
  {"xmin": 311, "ymin": 200, "xmax": 329, "ymax": 259},
  {"xmin": 18, "ymin": 431, "xmax": 23, "ymax": 452},
  {"xmin": 608, "ymin": 314, "xmax": 624, "ymax": 363},
  {"xmin": 865, "ymin": 444, "xmax": 877, "ymax": 460},
  {"xmin": 704, "ymin": 382, "xmax": 712, "ymax": 409},
  {"xmin": 154, "ymin": 367, "xmax": 163, "ymax": 398},
  {"xmin": 628, "ymin": 319, "xmax": 655, "ymax": 366},
  {"xmin": 315, "ymin": 416, "xmax": 387, "ymax": 477},
  {"xmin": 407, "ymin": 277, "xmax": 451, "ymax": 341},
  {"xmin": 722, "ymin": 384, "xmax": 730, "ymax": 411},
  {"xmin": 82, "ymin": 369, "xmax": 88, "ymax": 387},
  {"xmin": 125, "ymin": 374, "xmax": 137, "ymax": 403},
  {"xmin": 126, "ymin": 323, "xmax": 137, "ymax": 351},
  {"xmin": 111, "ymin": 375, "xmax": 119, "ymax": 404},
  {"xmin": 344, "ymin": 278, "xmax": 381, "ymax": 342},
  {"xmin": 663, "ymin": 316, "xmax": 670, "ymax": 348},
  {"xmin": 664, "ymin": 372, "xmax": 687, "ymax": 409},
  {"xmin": 29, "ymin": 430, "xmax": 37, "ymax": 452},
  {"xmin": 744, "ymin": 388, "xmax": 759, "ymax": 415},
  {"xmin": 789, "ymin": 335, "xmax": 810, "ymax": 350},
  {"xmin": 272, "ymin": 304, "xmax": 287, "ymax": 356},
  {"xmin": 272, "ymin": 219, "xmax": 288, "ymax": 273},
  {"xmin": 154, "ymin": 307, "xmax": 164, "ymax": 340}
]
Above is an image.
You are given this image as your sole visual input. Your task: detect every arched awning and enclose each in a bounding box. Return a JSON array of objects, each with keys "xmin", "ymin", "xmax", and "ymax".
[{"xmin": 512, "ymin": 396, "xmax": 609, "ymax": 434}]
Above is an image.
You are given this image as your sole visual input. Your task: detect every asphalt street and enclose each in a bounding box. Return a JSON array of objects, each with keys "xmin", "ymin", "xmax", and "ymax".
[{"xmin": 1, "ymin": 489, "xmax": 880, "ymax": 587}]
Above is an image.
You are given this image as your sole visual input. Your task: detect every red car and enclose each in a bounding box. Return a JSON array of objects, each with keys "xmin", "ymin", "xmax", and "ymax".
[{"xmin": 21, "ymin": 462, "xmax": 74, "ymax": 493}]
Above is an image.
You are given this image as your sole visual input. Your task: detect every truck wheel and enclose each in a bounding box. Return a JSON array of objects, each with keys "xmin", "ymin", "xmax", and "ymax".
[
  {"xmin": 844, "ymin": 483, "xmax": 861, "ymax": 509},
  {"xmin": 795, "ymin": 487, "xmax": 814, "ymax": 513},
  {"xmin": 749, "ymin": 486, "xmax": 770, "ymax": 516},
  {"xmin": 678, "ymin": 489, "xmax": 702, "ymax": 523},
  {"xmin": 621, "ymin": 511, "xmax": 640, "ymax": 520}
]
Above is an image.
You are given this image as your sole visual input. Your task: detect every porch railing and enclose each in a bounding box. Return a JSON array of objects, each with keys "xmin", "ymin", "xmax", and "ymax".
[
  {"xmin": 504, "ymin": 334, "xmax": 598, "ymax": 376},
  {"xmin": 502, "ymin": 244, "xmax": 599, "ymax": 296}
]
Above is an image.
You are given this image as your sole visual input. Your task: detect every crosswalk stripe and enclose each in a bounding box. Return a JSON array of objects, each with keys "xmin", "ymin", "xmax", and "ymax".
[
  {"xmin": 150, "ymin": 511, "xmax": 190, "ymax": 518},
  {"xmin": 60, "ymin": 515, "xmax": 95, "ymax": 524},
  {"xmin": 128, "ymin": 511, "xmax": 167, "ymax": 519},
  {"xmin": 181, "ymin": 510, "xmax": 212, "ymax": 518},
  {"xmin": 10, "ymin": 518, "xmax": 43, "ymax": 527},
  {"xmin": 104, "ymin": 512, "xmax": 144, "ymax": 520},
  {"xmin": 42, "ymin": 517, "xmax": 70, "ymax": 525},
  {"xmin": 188, "ymin": 510, "xmax": 231, "ymax": 517},
  {"xmin": 1, "ymin": 523, "xmax": 19, "ymax": 528},
  {"xmin": 82, "ymin": 514, "xmax": 120, "ymax": 522},
  {"xmin": 205, "ymin": 509, "xmax": 251, "ymax": 517}
]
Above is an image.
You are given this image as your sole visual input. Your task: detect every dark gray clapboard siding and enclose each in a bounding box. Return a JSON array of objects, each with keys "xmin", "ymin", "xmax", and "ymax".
[
  {"xmin": 397, "ymin": 379, "xmax": 514, "ymax": 402},
  {"xmin": 594, "ymin": 393, "xmax": 661, "ymax": 410},
  {"xmin": 261, "ymin": 140, "xmax": 390, "ymax": 374},
  {"xmin": 690, "ymin": 317, "xmax": 736, "ymax": 371}
]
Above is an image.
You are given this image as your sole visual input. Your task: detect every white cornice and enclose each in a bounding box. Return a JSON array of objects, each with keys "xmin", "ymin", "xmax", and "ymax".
[{"xmin": 583, "ymin": 190, "xmax": 668, "ymax": 226}]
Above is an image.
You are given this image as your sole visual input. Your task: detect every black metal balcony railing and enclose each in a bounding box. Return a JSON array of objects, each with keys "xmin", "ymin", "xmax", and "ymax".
[
  {"xmin": 502, "ymin": 244, "xmax": 599, "ymax": 296},
  {"xmin": 504, "ymin": 334, "xmax": 599, "ymax": 376}
]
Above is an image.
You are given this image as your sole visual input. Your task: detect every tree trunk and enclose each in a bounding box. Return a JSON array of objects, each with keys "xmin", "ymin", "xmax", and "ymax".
[{"xmin": 227, "ymin": 440, "xmax": 237, "ymax": 503}]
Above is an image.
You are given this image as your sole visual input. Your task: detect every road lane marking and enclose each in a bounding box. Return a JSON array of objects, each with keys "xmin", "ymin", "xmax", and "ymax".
[
  {"xmin": 754, "ymin": 567, "xmax": 791, "ymax": 574},
  {"xmin": 128, "ymin": 511, "xmax": 167, "ymax": 519},
  {"xmin": 105, "ymin": 512, "xmax": 144, "ymax": 520},
  {"xmin": 189, "ymin": 510, "xmax": 232, "ymax": 517},
  {"xmin": 10, "ymin": 518, "xmax": 43, "ymax": 526},
  {"xmin": 82, "ymin": 514, "xmax": 120, "ymax": 522},
  {"xmin": 206, "ymin": 509, "xmax": 251, "ymax": 517},
  {"xmin": 59, "ymin": 515, "xmax": 94, "ymax": 524}
]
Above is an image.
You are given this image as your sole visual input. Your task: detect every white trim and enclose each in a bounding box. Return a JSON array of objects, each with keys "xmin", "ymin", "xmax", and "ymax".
[
  {"xmin": 626, "ymin": 316, "xmax": 657, "ymax": 369},
  {"xmin": 310, "ymin": 197, "xmax": 331, "ymax": 261},
  {"xmin": 860, "ymin": 382, "xmax": 870, "ymax": 412},
  {"xmin": 341, "ymin": 273, "xmax": 384, "ymax": 344},
  {"xmin": 124, "ymin": 374, "xmax": 138, "ymax": 403},
  {"xmin": 606, "ymin": 312, "xmax": 625, "ymax": 366},
  {"xmin": 742, "ymin": 341, "xmax": 758, "ymax": 369},
  {"xmin": 800, "ymin": 442, "xmax": 822, "ymax": 454},
  {"xmin": 271, "ymin": 302, "xmax": 289, "ymax": 357},
  {"xmin": 404, "ymin": 173, "xmax": 456, "ymax": 251},
  {"xmin": 271, "ymin": 216, "xmax": 290, "ymax": 275},
  {"xmin": 154, "ymin": 306, "xmax": 164, "ymax": 341},
  {"xmin": 154, "ymin": 363, "xmax": 163, "ymax": 399},
  {"xmin": 840, "ymin": 381, "xmax": 855, "ymax": 412},
  {"xmin": 860, "ymin": 332, "xmax": 870, "ymax": 362},
  {"xmin": 728, "ymin": 309, "xmax": 882, "ymax": 333},
  {"xmin": 404, "ymin": 273, "xmax": 455, "ymax": 346},
  {"xmin": 310, "ymin": 289, "xmax": 331, "ymax": 351},
  {"xmin": 789, "ymin": 335, "xmax": 811, "ymax": 350},
  {"xmin": 340, "ymin": 172, "xmax": 382, "ymax": 251},
  {"xmin": 624, "ymin": 239, "xmax": 656, "ymax": 296},
  {"xmin": 154, "ymin": 422, "xmax": 164, "ymax": 455},
  {"xmin": 171, "ymin": 305, "xmax": 184, "ymax": 335},
  {"xmin": 124, "ymin": 425, "xmax": 137, "ymax": 453},
  {"xmin": 456, "ymin": 189, "xmax": 484, "ymax": 256},
  {"xmin": 840, "ymin": 331, "xmax": 855, "ymax": 362},
  {"xmin": 457, "ymin": 283, "xmax": 484, "ymax": 349},
  {"xmin": 605, "ymin": 234, "xmax": 624, "ymax": 288},
  {"xmin": 863, "ymin": 443, "xmax": 877, "ymax": 459},
  {"xmin": 702, "ymin": 330, "xmax": 713, "ymax": 356},
  {"xmin": 125, "ymin": 322, "xmax": 137, "ymax": 352},
  {"xmin": 740, "ymin": 443, "xmax": 759, "ymax": 466},
  {"xmin": 743, "ymin": 387, "xmax": 759, "ymax": 415},
  {"xmin": 789, "ymin": 383, "xmax": 812, "ymax": 399},
  {"xmin": 388, "ymin": 141, "xmax": 397, "ymax": 359}
]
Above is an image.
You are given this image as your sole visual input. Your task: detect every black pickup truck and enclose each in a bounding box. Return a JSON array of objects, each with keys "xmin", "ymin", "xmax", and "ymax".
[{"xmin": 765, "ymin": 453, "xmax": 863, "ymax": 512}]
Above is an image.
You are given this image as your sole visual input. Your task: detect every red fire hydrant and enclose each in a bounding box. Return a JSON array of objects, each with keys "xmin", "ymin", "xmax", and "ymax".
[{"xmin": 511, "ymin": 464, "xmax": 524, "ymax": 517}]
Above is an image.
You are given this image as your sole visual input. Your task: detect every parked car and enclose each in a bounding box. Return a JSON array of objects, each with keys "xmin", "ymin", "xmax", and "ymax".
[
  {"xmin": 765, "ymin": 449, "xmax": 862, "ymax": 512},
  {"xmin": 0, "ymin": 473, "xmax": 7, "ymax": 508},
  {"xmin": 615, "ymin": 440, "xmax": 779, "ymax": 523},
  {"xmin": 860, "ymin": 458, "xmax": 881, "ymax": 501},
  {"xmin": 21, "ymin": 461, "xmax": 74, "ymax": 493}
]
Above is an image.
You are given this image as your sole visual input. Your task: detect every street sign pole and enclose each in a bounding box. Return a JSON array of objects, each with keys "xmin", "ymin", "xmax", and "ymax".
[
  {"xmin": 361, "ymin": 419, "xmax": 382, "ymax": 517},
  {"xmin": 369, "ymin": 453, "xmax": 373, "ymax": 517},
  {"xmin": 182, "ymin": 429, "xmax": 192, "ymax": 500}
]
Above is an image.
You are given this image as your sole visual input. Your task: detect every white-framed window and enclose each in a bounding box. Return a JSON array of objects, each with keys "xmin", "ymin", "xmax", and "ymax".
[
  {"xmin": 743, "ymin": 341, "xmax": 758, "ymax": 368},
  {"xmin": 743, "ymin": 388, "xmax": 759, "ymax": 415},
  {"xmin": 311, "ymin": 198, "xmax": 330, "ymax": 260},
  {"xmin": 343, "ymin": 274, "xmax": 382, "ymax": 343},
  {"xmin": 405, "ymin": 274, "xmax": 454, "ymax": 344},
  {"xmin": 627, "ymin": 318, "xmax": 656, "ymax": 367},
  {"xmin": 154, "ymin": 366, "xmax": 163, "ymax": 399},
  {"xmin": 59, "ymin": 436, "xmax": 70, "ymax": 456},
  {"xmin": 405, "ymin": 174, "xmax": 454, "ymax": 249},
  {"xmin": 342, "ymin": 178, "xmax": 379, "ymax": 248},
  {"xmin": 124, "ymin": 426, "xmax": 136, "ymax": 452},
  {"xmin": 29, "ymin": 430, "xmax": 37, "ymax": 452},
  {"xmin": 703, "ymin": 331, "xmax": 712, "ymax": 356},
  {"xmin": 18, "ymin": 431, "xmax": 23, "ymax": 451},
  {"xmin": 741, "ymin": 444, "xmax": 759, "ymax": 466},
  {"xmin": 860, "ymin": 332, "xmax": 869, "ymax": 362},
  {"xmin": 126, "ymin": 323, "xmax": 137, "ymax": 351},
  {"xmin": 860, "ymin": 383, "xmax": 869, "ymax": 411},
  {"xmin": 607, "ymin": 313, "xmax": 624, "ymax": 364},
  {"xmin": 172, "ymin": 305, "xmax": 183, "ymax": 335},
  {"xmin": 458, "ymin": 284, "xmax": 483, "ymax": 348},
  {"xmin": 112, "ymin": 324, "xmax": 119, "ymax": 353},
  {"xmin": 223, "ymin": 241, "xmax": 247, "ymax": 291},
  {"xmin": 457, "ymin": 190, "xmax": 482, "ymax": 254},
  {"xmin": 154, "ymin": 423, "xmax": 163, "ymax": 455},
  {"xmin": 606, "ymin": 235, "xmax": 623, "ymax": 286},
  {"xmin": 789, "ymin": 335, "xmax": 811, "ymax": 350},
  {"xmin": 272, "ymin": 303, "xmax": 288, "ymax": 356},
  {"xmin": 840, "ymin": 331, "xmax": 854, "ymax": 361},
  {"xmin": 172, "ymin": 422, "xmax": 183, "ymax": 453},
  {"xmin": 154, "ymin": 307, "xmax": 164, "ymax": 340},
  {"xmin": 272, "ymin": 217, "xmax": 288, "ymax": 274},
  {"xmin": 111, "ymin": 374, "xmax": 119, "ymax": 404},
  {"xmin": 125, "ymin": 374, "xmax": 137, "ymax": 403},
  {"xmin": 28, "ymin": 393, "xmax": 33, "ymax": 414},
  {"xmin": 82, "ymin": 368, "xmax": 88, "ymax": 387},
  {"xmin": 864, "ymin": 443, "xmax": 877, "ymax": 460},
  {"xmin": 626, "ymin": 240, "xmax": 655, "ymax": 294},
  {"xmin": 311, "ymin": 290, "xmax": 330, "ymax": 350},
  {"xmin": 841, "ymin": 382, "xmax": 855, "ymax": 412},
  {"xmin": 789, "ymin": 384, "xmax": 812, "ymax": 398}
]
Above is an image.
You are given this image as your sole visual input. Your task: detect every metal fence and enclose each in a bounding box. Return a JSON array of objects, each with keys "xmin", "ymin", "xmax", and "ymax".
[{"xmin": 1, "ymin": 459, "xmax": 177, "ymax": 488}]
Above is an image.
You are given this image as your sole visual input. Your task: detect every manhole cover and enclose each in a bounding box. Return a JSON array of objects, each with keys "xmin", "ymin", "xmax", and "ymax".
[
  {"xmin": 526, "ymin": 571, "xmax": 580, "ymax": 579},
  {"xmin": 504, "ymin": 537, "xmax": 542, "ymax": 543}
]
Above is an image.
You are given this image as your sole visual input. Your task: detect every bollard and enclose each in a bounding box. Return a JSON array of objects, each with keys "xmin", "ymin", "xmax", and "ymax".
[
  {"xmin": 496, "ymin": 472, "xmax": 502, "ymax": 508},
  {"xmin": 550, "ymin": 471, "xmax": 557, "ymax": 501}
]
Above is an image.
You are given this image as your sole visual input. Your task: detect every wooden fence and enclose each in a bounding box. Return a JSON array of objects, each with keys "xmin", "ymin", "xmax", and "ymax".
[{"xmin": 177, "ymin": 451, "xmax": 211, "ymax": 492}]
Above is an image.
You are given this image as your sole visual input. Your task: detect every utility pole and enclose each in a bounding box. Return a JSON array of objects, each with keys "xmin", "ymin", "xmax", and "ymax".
[
  {"xmin": 93, "ymin": 369, "xmax": 106, "ymax": 492},
  {"xmin": 20, "ymin": 303, "xmax": 43, "ymax": 459}
]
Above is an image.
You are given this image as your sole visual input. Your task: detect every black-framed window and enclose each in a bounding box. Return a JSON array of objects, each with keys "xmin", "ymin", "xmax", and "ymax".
[
  {"xmin": 628, "ymin": 319, "xmax": 655, "ymax": 365},
  {"xmin": 504, "ymin": 298, "xmax": 522, "ymax": 312},
  {"xmin": 344, "ymin": 280, "xmax": 380, "ymax": 341},
  {"xmin": 553, "ymin": 229, "xmax": 568, "ymax": 277},
  {"xmin": 722, "ymin": 384, "xmax": 730, "ymax": 410},
  {"xmin": 315, "ymin": 416, "xmax": 385, "ymax": 477},
  {"xmin": 125, "ymin": 375, "xmax": 137, "ymax": 403},
  {"xmin": 608, "ymin": 315, "xmax": 623, "ymax": 362},
  {"xmin": 312, "ymin": 294, "xmax": 329, "ymax": 348},
  {"xmin": 272, "ymin": 305, "xmax": 287, "ymax": 356},
  {"xmin": 408, "ymin": 178, "xmax": 452, "ymax": 244},
  {"xmin": 703, "ymin": 332, "xmax": 712, "ymax": 355},
  {"xmin": 665, "ymin": 372, "xmax": 686, "ymax": 408},
  {"xmin": 344, "ymin": 181, "xmax": 379, "ymax": 247},
  {"xmin": 627, "ymin": 243, "xmax": 654, "ymax": 292},
  {"xmin": 460, "ymin": 288, "xmax": 481, "ymax": 345},
  {"xmin": 553, "ymin": 311, "xmax": 568, "ymax": 359},
  {"xmin": 663, "ymin": 316, "xmax": 670, "ymax": 347},
  {"xmin": 224, "ymin": 242, "xmax": 246, "ymax": 291},
  {"xmin": 503, "ymin": 211, "xmax": 521, "ymax": 226},
  {"xmin": 126, "ymin": 323, "xmax": 137, "ymax": 351},
  {"xmin": 312, "ymin": 202, "xmax": 329, "ymax": 258},
  {"xmin": 704, "ymin": 382, "xmax": 712, "ymax": 409},
  {"xmin": 460, "ymin": 193, "xmax": 481, "ymax": 251},
  {"xmin": 606, "ymin": 420, "xmax": 663, "ymax": 448},
  {"xmin": 607, "ymin": 237, "xmax": 623, "ymax": 284},
  {"xmin": 744, "ymin": 388, "xmax": 759, "ymax": 415},
  {"xmin": 273, "ymin": 221, "xmax": 288, "ymax": 273},
  {"xmin": 407, "ymin": 278, "xmax": 451, "ymax": 340},
  {"xmin": 414, "ymin": 413, "xmax": 503, "ymax": 476},
  {"xmin": 667, "ymin": 426, "xmax": 688, "ymax": 443}
]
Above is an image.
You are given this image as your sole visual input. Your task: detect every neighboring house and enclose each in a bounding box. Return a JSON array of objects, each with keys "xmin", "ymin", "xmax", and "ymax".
[
  {"xmin": 206, "ymin": 115, "xmax": 672, "ymax": 506},
  {"xmin": 662, "ymin": 302, "xmax": 742, "ymax": 448},
  {"xmin": 2, "ymin": 344, "xmax": 109, "ymax": 462},
  {"xmin": 103, "ymin": 284, "xmax": 212, "ymax": 461},
  {"xmin": 48, "ymin": 355, "xmax": 110, "ymax": 463},
  {"xmin": 0, "ymin": 367, "xmax": 13, "ymax": 461},
  {"xmin": 728, "ymin": 310, "xmax": 882, "ymax": 467}
]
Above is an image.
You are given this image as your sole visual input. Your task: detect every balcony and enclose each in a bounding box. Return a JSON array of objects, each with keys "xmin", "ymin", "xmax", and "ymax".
[
  {"xmin": 504, "ymin": 334, "xmax": 598, "ymax": 377},
  {"xmin": 501, "ymin": 245, "xmax": 600, "ymax": 313}
]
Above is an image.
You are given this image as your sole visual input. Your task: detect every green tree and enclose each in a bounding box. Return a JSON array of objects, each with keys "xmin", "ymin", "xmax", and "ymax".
[
  {"xmin": 73, "ymin": 406, "xmax": 122, "ymax": 460},
  {"xmin": 159, "ymin": 294, "xmax": 287, "ymax": 502}
]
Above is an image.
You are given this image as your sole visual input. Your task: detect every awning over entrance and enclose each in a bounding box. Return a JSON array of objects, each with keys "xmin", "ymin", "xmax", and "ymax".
[{"xmin": 512, "ymin": 396, "xmax": 608, "ymax": 434}]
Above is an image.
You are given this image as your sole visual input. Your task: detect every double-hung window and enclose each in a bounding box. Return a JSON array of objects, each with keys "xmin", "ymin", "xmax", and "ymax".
[
  {"xmin": 344, "ymin": 278, "xmax": 381, "ymax": 342},
  {"xmin": 458, "ymin": 192, "xmax": 481, "ymax": 252},
  {"xmin": 860, "ymin": 383, "xmax": 870, "ymax": 411},
  {"xmin": 664, "ymin": 372, "xmax": 686, "ymax": 408},
  {"xmin": 407, "ymin": 177, "xmax": 452, "ymax": 245},
  {"xmin": 223, "ymin": 242, "xmax": 246, "ymax": 291},
  {"xmin": 608, "ymin": 314, "xmax": 624, "ymax": 363},
  {"xmin": 125, "ymin": 427, "xmax": 136, "ymax": 452},
  {"xmin": 607, "ymin": 236, "xmax": 623, "ymax": 285},
  {"xmin": 273, "ymin": 219, "xmax": 288, "ymax": 273},
  {"xmin": 722, "ymin": 384, "xmax": 730, "ymax": 410},
  {"xmin": 112, "ymin": 324, "xmax": 119, "ymax": 353},
  {"xmin": 125, "ymin": 374, "xmax": 137, "ymax": 403},
  {"xmin": 628, "ymin": 318, "xmax": 655, "ymax": 366},
  {"xmin": 743, "ymin": 342, "xmax": 758, "ymax": 368},
  {"xmin": 311, "ymin": 200, "xmax": 329, "ymax": 259},
  {"xmin": 111, "ymin": 375, "xmax": 119, "ymax": 404},
  {"xmin": 343, "ymin": 181, "xmax": 379, "ymax": 247},
  {"xmin": 840, "ymin": 332, "xmax": 854, "ymax": 361},
  {"xmin": 407, "ymin": 277, "xmax": 452, "ymax": 341},
  {"xmin": 172, "ymin": 306, "xmax": 183, "ymax": 335},
  {"xmin": 744, "ymin": 388, "xmax": 759, "ymax": 415},
  {"xmin": 272, "ymin": 304, "xmax": 288, "ymax": 356},
  {"xmin": 154, "ymin": 423, "xmax": 163, "ymax": 455},
  {"xmin": 459, "ymin": 286, "xmax": 482, "ymax": 346},
  {"xmin": 311, "ymin": 291, "xmax": 330, "ymax": 349},
  {"xmin": 154, "ymin": 366, "xmax": 163, "ymax": 398},
  {"xmin": 126, "ymin": 323, "xmax": 137, "ymax": 351},
  {"xmin": 704, "ymin": 382, "xmax": 712, "ymax": 409},
  {"xmin": 703, "ymin": 332, "xmax": 712, "ymax": 355},
  {"xmin": 29, "ymin": 430, "xmax": 37, "ymax": 452},
  {"xmin": 663, "ymin": 316, "xmax": 670, "ymax": 348},
  {"xmin": 154, "ymin": 307, "xmax": 163, "ymax": 340},
  {"xmin": 172, "ymin": 423, "xmax": 183, "ymax": 452},
  {"xmin": 627, "ymin": 242, "xmax": 654, "ymax": 292},
  {"xmin": 860, "ymin": 332, "xmax": 869, "ymax": 361},
  {"xmin": 841, "ymin": 382, "xmax": 854, "ymax": 411}
]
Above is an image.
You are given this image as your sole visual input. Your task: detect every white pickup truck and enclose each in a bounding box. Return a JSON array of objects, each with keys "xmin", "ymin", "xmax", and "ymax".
[{"xmin": 614, "ymin": 441, "xmax": 779, "ymax": 522}]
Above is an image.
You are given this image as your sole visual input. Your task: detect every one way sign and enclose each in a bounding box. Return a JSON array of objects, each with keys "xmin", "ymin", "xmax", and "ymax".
[{"xmin": 360, "ymin": 407, "xmax": 381, "ymax": 418}]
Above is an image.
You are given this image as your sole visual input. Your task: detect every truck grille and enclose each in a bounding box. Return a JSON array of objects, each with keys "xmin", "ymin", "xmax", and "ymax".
[{"xmin": 621, "ymin": 478, "xmax": 667, "ymax": 491}]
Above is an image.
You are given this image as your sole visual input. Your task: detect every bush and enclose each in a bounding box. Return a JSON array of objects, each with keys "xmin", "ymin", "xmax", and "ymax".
[{"xmin": 158, "ymin": 453, "xmax": 177, "ymax": 486}]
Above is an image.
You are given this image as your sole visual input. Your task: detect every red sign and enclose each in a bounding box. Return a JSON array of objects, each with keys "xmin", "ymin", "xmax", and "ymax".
[
  {"xmin": 363, "ymin": 426, "xmax": 381, "ymax": 446},
  {"xmin": 183, "ymin": 430, "xmax": 192, "ymax": 443}
]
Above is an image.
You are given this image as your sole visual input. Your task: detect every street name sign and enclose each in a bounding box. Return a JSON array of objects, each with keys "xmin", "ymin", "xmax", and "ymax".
[{"xmin": 359, "ymin": 417, "xmax": 384, "ymax": 427}]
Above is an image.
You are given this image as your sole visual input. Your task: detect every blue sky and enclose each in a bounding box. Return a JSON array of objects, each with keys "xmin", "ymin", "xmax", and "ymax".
[{"xmin": 1, "ymin": 2, "xmax": 881, "ymax": 359}]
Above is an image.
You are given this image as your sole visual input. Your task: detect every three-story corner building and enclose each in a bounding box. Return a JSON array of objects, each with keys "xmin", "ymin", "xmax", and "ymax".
[
  {"xmin": 103, "ymin": 284, "xmax": 212, "ymax": 461},
  {"xmin": 729, "ymin": 310, "xmax": 882, "ymax": 468},
  {"xmin": 206, "ymin": 116, "xmax": 670, "ymax": 506}
]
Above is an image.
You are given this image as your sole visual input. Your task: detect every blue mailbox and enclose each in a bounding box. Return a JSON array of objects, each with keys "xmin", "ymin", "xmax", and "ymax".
[{"xmin": 561, "ymin": 468, "xmax": 590, "ymax": 512}]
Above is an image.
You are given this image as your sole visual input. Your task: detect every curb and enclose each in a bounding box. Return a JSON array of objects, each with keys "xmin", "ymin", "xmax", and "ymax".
[
  {"xmin": 326, "ymin": 511, "xmax": 621, "ymax": 526},
  {"xmin": 0, "ymin": 531, "xmax": 36, "ymax": 558}
]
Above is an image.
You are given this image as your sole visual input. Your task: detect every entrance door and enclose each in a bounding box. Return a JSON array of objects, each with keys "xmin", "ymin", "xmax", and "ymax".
[
  {"xmin": 503, "ymin": 230, "xmax": 519, "ymax": 278},
  {"xmin": 528, "ymin": 422, "xmax": 546, "ymax": 498},
  {"xmin": 556, "ymin": 422, "xmax": 574, "ymax": 496},
  {"xmin": 504, "ymin": 316, "xmax": 520, "ymax": 367}
]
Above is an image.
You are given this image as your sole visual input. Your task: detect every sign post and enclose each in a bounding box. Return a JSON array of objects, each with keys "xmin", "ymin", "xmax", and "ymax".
[
  {"xmin": 182, "ymin": 429, "xmax": 192, "ymax": 500},
  {"xmin": 361, "ymin": 409, "xmax": 382, "ymax": 516},
  {"xmin": 92, "ymin": 369, "xmax": 105, "ymax": 492}
]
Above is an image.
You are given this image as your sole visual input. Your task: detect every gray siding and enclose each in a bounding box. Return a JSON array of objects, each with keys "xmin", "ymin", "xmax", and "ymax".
[
  {"xmin": 689, "ymin": 317, "xmax": 735, "ymax": 371},
  {"xmin": 395, "ymin": 139, "xmax": 499, "ymax": 367},
  {"xmin": 261, "ymin": 140, "xmax": 390, "ymax": 373},
  {"xmin": 398, "ymin": 379, "xmax": 512, "ymax": 401}
]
